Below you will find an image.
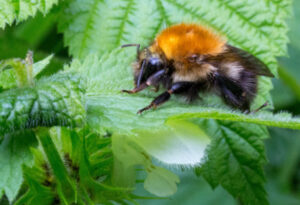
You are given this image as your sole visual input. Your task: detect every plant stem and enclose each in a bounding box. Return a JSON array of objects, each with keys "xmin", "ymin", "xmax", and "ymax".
[{"xmin": 36, "ymin": 127, "xmax": 77, "ymax": 204}]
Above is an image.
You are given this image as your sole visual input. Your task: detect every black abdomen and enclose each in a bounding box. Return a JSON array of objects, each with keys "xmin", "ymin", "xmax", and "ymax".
[{"xmin": 215, "ymin": 70, "xmax": 257, "ymax": 111}]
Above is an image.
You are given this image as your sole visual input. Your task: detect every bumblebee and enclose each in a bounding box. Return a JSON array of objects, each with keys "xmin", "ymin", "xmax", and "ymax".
[{"xmin": 122, "ymin": 23, "xmax": 274, "ymax": 114}]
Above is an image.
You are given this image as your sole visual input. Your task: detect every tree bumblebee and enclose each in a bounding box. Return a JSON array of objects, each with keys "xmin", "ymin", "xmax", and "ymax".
[{"xmin": 122, "ymin": 23, "xmax": 274, "ymax": 114}]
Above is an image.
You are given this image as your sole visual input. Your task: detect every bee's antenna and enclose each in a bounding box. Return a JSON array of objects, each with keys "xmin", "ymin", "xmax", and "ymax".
[
  {"xmin": 137, "ymin": 59, "xmax": 146, "ymax": 87},
  {"xmin": 121, "ymin": 44, "xmax": 140, "ymax": 57}
]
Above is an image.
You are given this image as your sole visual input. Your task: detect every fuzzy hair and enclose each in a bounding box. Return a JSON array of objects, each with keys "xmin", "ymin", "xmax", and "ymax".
[{"xmin": 152, "ymin": 23, "xmax": 226, "ymax": 62}]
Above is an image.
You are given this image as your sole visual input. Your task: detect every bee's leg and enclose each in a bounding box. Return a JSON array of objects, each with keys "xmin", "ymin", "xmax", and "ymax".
[
  {"xmin": 251, "ymin": 101, "xmax": 269, "ymax": 113},
  {"xmin": 215, "ymin": 72, "xmax": 252, "ymax": 112},
  {"xmin": 137, "ymin": 82, "xmax": 193, "ymax": 114},
  {"xmin": 137, "ymin": 92, "xmax": 171, "ymax": 114},
  {"xmin": 122, "ymin": 70, "xmax": 165, "ymax": 94},
  {"xmin": 121, "ymin": 82, "xmax": 148, "ymax": 94}
]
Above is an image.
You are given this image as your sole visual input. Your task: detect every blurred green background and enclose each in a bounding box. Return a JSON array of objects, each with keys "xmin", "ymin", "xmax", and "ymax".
[{"xmin": 0, "ymin": 1, "xmax": 300, "ymax": 205}]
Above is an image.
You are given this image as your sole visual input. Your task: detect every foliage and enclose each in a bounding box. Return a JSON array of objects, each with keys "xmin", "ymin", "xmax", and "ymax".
[
  {"xmin": 15, "ymin": 127, "xmax": 137, "ymax": 205},
  {"xmin": 0, "ymin": 0, "xmax": 58, "ymax": 29},
  {"xmin": 0, "ymin": 131, "xmax": 37, "ymax": 202},
  {"xmin": 0, "ymin": 0, "xmax": 299, "ymax": 205},
  {"xmin": 196, "ymin": 120, "xmax": 269, "ymax": 204}
]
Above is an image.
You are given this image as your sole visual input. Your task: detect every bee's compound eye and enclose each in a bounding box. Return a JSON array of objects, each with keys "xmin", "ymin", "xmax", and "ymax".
[
  {"xmin": 149, "ymin": 58, "xmax": 160, "ymax": 65},
  {"xmin": 149, "ymin": 57, "xmax": 163, "ymax": 69}
]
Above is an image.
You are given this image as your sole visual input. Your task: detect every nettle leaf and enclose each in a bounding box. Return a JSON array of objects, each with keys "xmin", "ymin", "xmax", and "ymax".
[
  {"xmin": 69, "ymin": 51, "xmax": 300, "ymax": 131},
  {"xmin": 0, "ymin": 73, "xmax": 86, "ymax": 135},
  {"xmin": 15, "ymin": 148, "xmax": 55, "ymax": 205},
  {"xmin": 0, "ymin": 0, "xmax": 59, "ymax": 29},
  {"xmin": 196, "ymin": 119, "xmax": 269, "ymax": 205},
  {"xmin": 33, "ymin": 54, "xmax": 54, "ymax": 77},
  {"xmin": 0, "ymin": 131, "xmax": 37, "ymax": 203}
]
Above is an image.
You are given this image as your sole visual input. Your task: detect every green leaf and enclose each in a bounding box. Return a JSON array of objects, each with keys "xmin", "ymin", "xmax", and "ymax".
[
  {"xmin": 197, "ymin": 120, "xmax": 268, "ymax": 205},
  {"xmin": 169, "ymin": 109, "xmax": 300, "ymax": 130},
  {"xmin": 46, "ymin": 127, "xmax": 136, "ymax": 204},
  {"xmin": 36, "ymin": 128, "xmax": 77, "ymax": 204},
  {"xmin": 0, "ymin": 57, "xmax": 33, "ymax": 88},
  {"xmin": 0, "ymin": 0, "xmax": 59, "ymax": 29},
  {"xmin": 33, "ymin": 54, "xmax": 54, "ymax": 77},
  {"xmin": 112, "ymin": 133, "xmax": 182, "ymax": 197},
  {"xmin": 144, "ymin": 166, "xmax": 180, "ymax": 197},
  {"xmin": 69, "ymin": 51, "xmax": 300, "ymax": 132},
  {"xmin": 0, "ymin": 73, "xmax": 86, "ymax": 135},
  {"xmin": 133, "ymin": 120, "xmax": 210, "ymax": 165},
  {"xmin": 0, "ymin": 68, "xmax": 16, "ymax": 90},
  {"xmin": 112, "ymin": 134, "xmax": 146, "ymax": 168},
  {"xmin": 0, "ymin": 131, "xmax": 37, "ymax": 203},
  {"xmin": 14, "ymin": 148, "xmax": 55, "ymax": 205},
  {"xmin": 112, "ymin": 133, "xmax": 151, "ymax": 190},
  {"xmin": 59, "ymin": 0, "xmax": 291, "ymax": 75},
  {"xmin": 0, "ymin": 54, "xmax": 54, "ymax": 90}
]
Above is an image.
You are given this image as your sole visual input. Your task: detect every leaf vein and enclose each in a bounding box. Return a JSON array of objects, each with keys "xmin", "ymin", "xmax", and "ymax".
[
  {"xmin": 214, "ymin": 0, "xmax": 281, "ymax": 50},
  {"xmin": 78, "ymin": 0, "xmax": 102, "ymax": 58},
  {"xmin": 114, "ymin": 0, "xmax": 136, "ymax": 46},
  {"xmin": 220, "ymin": 126, "xmax": 266, "ymax": 203}
]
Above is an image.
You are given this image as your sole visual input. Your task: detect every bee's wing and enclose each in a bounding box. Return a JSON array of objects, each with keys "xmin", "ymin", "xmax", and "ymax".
[{"xmin": 227, "ymin": 45, "xmax": 274, "ymax": 77}]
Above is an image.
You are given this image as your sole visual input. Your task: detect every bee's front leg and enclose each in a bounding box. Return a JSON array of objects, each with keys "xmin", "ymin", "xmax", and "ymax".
[
  {"xmin": 121, "ymin": 83, "xmax": 148, "ymax": 94},
  {"xmin": 121, "ymin": 70, "xmax": 165, "ymax": 94}
]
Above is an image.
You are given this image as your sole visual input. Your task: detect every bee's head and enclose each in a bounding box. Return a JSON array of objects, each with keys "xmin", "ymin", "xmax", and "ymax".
[
  {"xmin": 121, "ymin": 44, "xmax": 167, "ymax": 87},
  {"xmin": 134, "ymin": 48, "xmax": 166, "ymax": 87}
]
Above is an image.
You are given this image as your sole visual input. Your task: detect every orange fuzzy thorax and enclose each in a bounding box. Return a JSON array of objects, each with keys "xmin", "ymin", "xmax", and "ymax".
[{"xmin": 153, "ymin": 23, "xmax": 226, "ymax": 61}]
